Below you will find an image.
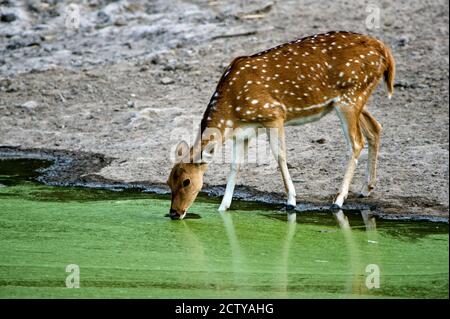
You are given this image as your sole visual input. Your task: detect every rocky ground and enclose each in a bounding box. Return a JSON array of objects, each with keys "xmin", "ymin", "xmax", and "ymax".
[{"xmin": 0, "ymin": 0, "xmax": 448, "ymax": 219}]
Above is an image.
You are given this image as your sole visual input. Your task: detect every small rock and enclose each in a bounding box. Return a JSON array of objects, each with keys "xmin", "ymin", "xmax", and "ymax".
[
  {"xmin": 397, "ymin": 36, "xmax": 410, "ymax": 47},
  {"xmin": 0, "ymin": 78, "xmax": 12, "ymax": 91},
  {"xmin": 150, "ymin": 55, "xmax": 162, "ymax": 65},
  {"xmin": 0, "ymin": 13, "xmax": 17, "ymax": 23},
  {"xmin": 314, "ymin": 138, "xmax": 326, "ymax": 144},
  {"xmin": 163, "ymin": 59, "xmax": 179, "ymax": 71},
  {"xmin": 127, "ymin": 100, "xmax": 135, "ymax": 108},
  {"xmin": 6, "ymin": 35, "xmax": 42, "ymax": 50},
  {"xmin": 20, "ymin": 100, "xmax": 38, "ymax": 110},
  {"xmin": 160, "ymin": 77, "xmax": 175, "ymax": 85},
  {"xmin": 97, "ymin": 11, "xmax": 110, "ymax": 24},
  {"xmin": 114, "ymin": 17, "xmax": 127, "ymax": 26}
]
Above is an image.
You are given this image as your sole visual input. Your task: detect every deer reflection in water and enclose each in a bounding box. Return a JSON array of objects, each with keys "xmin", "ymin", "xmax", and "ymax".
[{"xmin": 178, "ymin": 209, "xmax": 380, "ymax": 296}]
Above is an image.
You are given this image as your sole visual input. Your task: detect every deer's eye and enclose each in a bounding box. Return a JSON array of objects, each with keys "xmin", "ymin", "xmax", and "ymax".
[{"xmin": 182, "ymin": 179, "xmax": 191, "ymax": 187}]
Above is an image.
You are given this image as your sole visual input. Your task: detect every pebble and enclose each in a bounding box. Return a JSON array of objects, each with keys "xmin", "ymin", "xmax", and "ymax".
[
  {"xmin": 20, "ymin": 100, "xmax": 38, "ymax": 110},
  {"xmin": 114, "ymin": 18, "xmax": 127, "ymax": 26},
  {"xmin": 314, "ymin": 138, "xmax": 326, "ymax": 144},
  {"xmin": 150, "ymin": 55, "xmax": 162, "ymax": 65},
  {"xmin": 163, "ymin": 59, "xmax": 179, "ymax": 71},
  {"xmin": 160, "ymin": 77, "xmax": 175, "ymax": 85},
  {"xmin": 127, "ymin": 100, "xmax": 135, "ymax": 108},
  {"xmin": 97, "ymin": 11, "xmax": 111, "ymax": 24},
  {"xmin": 397, "ymin": 36, "xmax": 410, "ymax": 47},
  {"xmin": 0, "ymin": 13, "xmax": 17, "ymax": 23},
  {"xmin": 6, "ymin": 35, "xmax": 42, "ymax": 50}
]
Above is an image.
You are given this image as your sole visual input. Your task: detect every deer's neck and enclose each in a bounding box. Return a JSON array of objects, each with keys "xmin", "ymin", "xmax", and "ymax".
[{"xmin": 189, "ymin": 95, "xmax": 233, "ymax": 163}]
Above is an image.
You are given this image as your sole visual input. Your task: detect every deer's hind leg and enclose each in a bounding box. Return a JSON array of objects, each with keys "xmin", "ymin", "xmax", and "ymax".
[
  {"xmin": 266, "ymin": 119, "xmax": 297, "ymax": 209},
  {"xmin": 332, "ymin": 103, "xmax": 365, "ymax": 209},
  {"xmin": 359, "ymin": 108, "xmax": 382, "ymax": 197}
]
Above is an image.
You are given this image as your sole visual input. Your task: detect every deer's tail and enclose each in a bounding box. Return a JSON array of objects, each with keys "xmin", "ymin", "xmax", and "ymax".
[{"xmin": 382, "ymin": 44, "xmax": 396, "ymax": 99}]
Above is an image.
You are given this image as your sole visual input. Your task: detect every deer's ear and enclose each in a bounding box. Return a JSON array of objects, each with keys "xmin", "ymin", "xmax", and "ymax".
[{"xmin": 175, "ymin": 140, "xmax": 189, "ymax": 162}]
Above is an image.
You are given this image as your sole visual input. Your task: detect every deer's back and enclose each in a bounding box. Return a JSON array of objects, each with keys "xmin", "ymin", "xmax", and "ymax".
[{"xmin": 211, "ymin": 31, "xmax": 391, "ymax": 126}]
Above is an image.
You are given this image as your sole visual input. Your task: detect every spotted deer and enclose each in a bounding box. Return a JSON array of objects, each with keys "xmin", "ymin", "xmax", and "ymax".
[{"xmin": 167, "ymin": 31, "xmax": 395, "ymax": 220}]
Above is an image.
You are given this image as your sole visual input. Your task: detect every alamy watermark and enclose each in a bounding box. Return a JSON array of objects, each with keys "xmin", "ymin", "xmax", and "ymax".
[
  {"xmin": 65, "ymin": 264, "xmax": 80, "ymax": 288},
  {"xmin": 64, "ymin": 4, "xmax": 81, "ymax": 30},
  {"xmin": 169, "ymin": 121, "xmax": 279, "ymax": 167},
  {"xmin": 365, "ymin": 4, "xmax": 381, "ymax": 30},
  {"xmin": 365, "ymin": 264, "xmax": 380, "ymax": 289}
]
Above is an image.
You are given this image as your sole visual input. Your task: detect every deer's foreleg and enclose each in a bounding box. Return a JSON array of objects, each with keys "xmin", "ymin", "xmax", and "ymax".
[{"xmin": 218, "ymin": 137, "xmax": 248, "ymax": 212}]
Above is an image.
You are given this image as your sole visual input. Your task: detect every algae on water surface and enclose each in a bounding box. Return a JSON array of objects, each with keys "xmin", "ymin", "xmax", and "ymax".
[{"xmin": 0, "ymin": 159, "xmax": 448, "ymax": 298}]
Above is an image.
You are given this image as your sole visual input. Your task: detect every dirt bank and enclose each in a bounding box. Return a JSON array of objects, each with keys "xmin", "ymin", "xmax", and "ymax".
[{"xmin": 0, "ymin": 0, "xmax": 448, "ymax": 218}]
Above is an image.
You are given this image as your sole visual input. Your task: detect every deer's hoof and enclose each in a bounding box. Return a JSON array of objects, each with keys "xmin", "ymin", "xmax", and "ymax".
[
  {"xmin": 280, "ymin": 204, "xmax": 296, "ymax": 212},
  {"xmin": 330, "ymin": 203, "xmax": 341, "ymax": 211}
]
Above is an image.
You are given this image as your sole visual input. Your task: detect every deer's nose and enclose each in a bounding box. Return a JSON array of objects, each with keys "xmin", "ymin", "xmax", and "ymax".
[{"xmin": 169, "ymin": 209, "xmax": 181, "ymax": 220}]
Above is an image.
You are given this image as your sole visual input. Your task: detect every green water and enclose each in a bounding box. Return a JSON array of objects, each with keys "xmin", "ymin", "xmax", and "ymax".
[{"xmin": 0, "ymin": 158, "xmax": 448, "ymax": 298}]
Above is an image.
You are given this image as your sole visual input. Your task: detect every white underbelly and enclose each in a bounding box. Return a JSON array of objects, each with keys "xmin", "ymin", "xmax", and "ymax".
[
  {"xmin": 285, "ymin": 109, "xmax": 332, "ymax": 126},
  {"xmin": 284, "ymin": 96, "xmax": 340, "ymax": 126}
]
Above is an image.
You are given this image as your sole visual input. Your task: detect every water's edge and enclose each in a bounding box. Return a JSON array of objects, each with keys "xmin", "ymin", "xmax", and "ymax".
[{"xmin": 0, "ymin": 146, "xmax": 448, "ymax": 223}]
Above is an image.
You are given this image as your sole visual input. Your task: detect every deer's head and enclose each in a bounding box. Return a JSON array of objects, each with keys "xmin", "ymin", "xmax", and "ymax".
[{"xmin": 167, "ymin": 142, "xmax": 208, "ymax": 220}]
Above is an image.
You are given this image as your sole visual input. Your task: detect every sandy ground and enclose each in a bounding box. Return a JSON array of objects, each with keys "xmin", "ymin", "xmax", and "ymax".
[{"xmin": 0, "ymin": 0, "xmax": 448, "ymax": 218}]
